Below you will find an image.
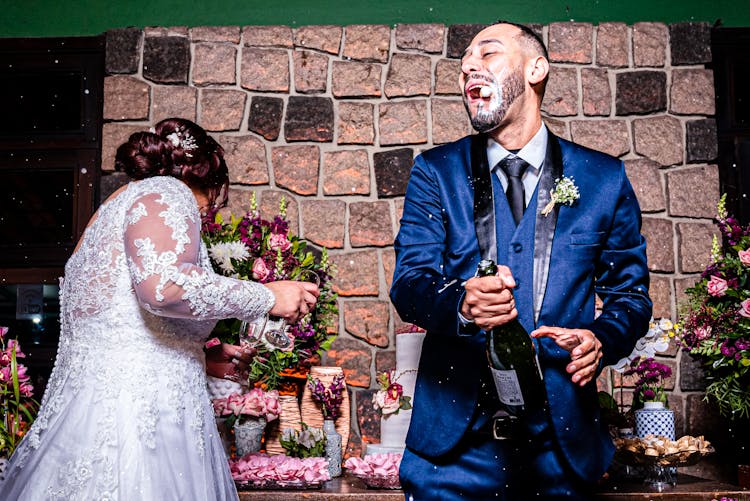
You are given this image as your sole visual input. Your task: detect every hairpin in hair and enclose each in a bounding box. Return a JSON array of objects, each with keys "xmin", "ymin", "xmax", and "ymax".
[{"xmin": 166, "ymin": 126, "xmax": 197, "ymax": 158}]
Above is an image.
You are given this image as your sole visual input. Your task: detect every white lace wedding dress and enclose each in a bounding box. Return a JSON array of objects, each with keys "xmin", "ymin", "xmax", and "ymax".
[{"xmin": 0, "ymin": 176, "xmax": 274, "ymax": 500}]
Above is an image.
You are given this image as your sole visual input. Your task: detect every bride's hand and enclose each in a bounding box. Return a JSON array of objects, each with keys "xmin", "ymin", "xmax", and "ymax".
[
  {"xmin": 264, "ymin": 280, "xmax": 320, "ymax": 324},
  {"xmin": 205, "ymin": 342, "xmax": 255, "ymax": 381}
]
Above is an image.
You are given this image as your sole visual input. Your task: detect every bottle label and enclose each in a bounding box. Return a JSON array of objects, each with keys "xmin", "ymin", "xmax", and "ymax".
[{"xmin": 489, "ymin": 367, "xmax": 525, "ymax": 406}]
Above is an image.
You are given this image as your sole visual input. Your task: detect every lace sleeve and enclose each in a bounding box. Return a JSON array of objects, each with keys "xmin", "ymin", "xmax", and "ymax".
[{"xmin": 123, "ymin": 182, "xmax": 275, "ymax": 321}]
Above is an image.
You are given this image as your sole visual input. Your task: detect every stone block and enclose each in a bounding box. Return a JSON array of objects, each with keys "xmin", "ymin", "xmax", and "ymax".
[
  {"xmin": 343, "ymin": 24, "xmax": 391, "ymax": 63},
  {"xmin": 345, "ymin": 421, "xmax": 364, "ymax": 459},
  {"xmin": 383, "ymin": 248, "xmax": 396, "ymax": 291},
  {"xmin": 676, "ymin": 222, "xmax": 717, "ymax": 273},
  {"xmin": 99, "ymin": 171, "xmax": 130, "ymax": 201},
  {"xmin": 435, "ymin": 59, "xmax": 462, "ymax": 95},
  {"xmin": 633, "ymin": 22, "xmax": 667, "ymax": 67},
  {"xmin": 447, "ymin": 24, "xmax": 487, "ymax": 59},
  {"xmin": 675, "ymin": 276, "xmax": 699, "ymax": 311},
  {"xmin": 616, "ymin": 71, "xmax": 667, "ymax": 115},
  {"xmin": 272, "ymin": 145, "xmax": 320, "ymax": 195},
  {"xmin": 192, "ymin": 43, "xmax": 237, "ymax": 86},
  {"xmin": 330, "ymin": 250, "xmax": 380, "ymax": 296},
  {"xmin": 327, "ymin": 337, "xmax": 372, "ymax": 388},
  {"xmin": 384, "ymin": 53, "xmax": 432, "ymax": 98},
  {"xmin": 649, "ymin": 274, "xmax": 672, "ymax": 319},
  {"xmin": 544, "ymin": 118, "xmax": 569, "ymax": 140},
  {"xmin": 669, "ymin": 22, "xmax": 712, "ymax": 65},
  {"xmin": 355, "ymin": 389, "xmax": 380, "ymax": 443},
  {"xmin": 216, "ymin": 134, "xmax": 268, "ymax": 185},
  {"xmin": 284, "ymin": 96, "xmax": 334, "ymax": 142},
  {"xmin": 103, "ymin": 76, "xmax": 150, "ymax": 121},
  {"xmin": 541, "ymin": 66, "xmax": 579, "ymax": 117},
  {"xmin": 258, "ymin": 190, "xmax": 299, "ymax": 235},
  {"xmin": 379, "ymin": 101, "xmax": 428, "ymax": 146},
  {"xmin": 596, "ymin": 22, "xmax": 629, "ymax": 68},
  {"xmin": 332, "ymin": 61, "xmax": 382, "ymax": 98},
  {"xmin": 248, "ymin": 96, "xmax": 284, "ymax": 141},
  {"xmin": 374, "ymin": 148, "xmax": 414, "ymax": 198},
  {"xmin": 152, "ymin": 85, "xmax": 196, "ymax": 123},
  {"xmin": 685, "ymin": 395, "xmax": 723, "ymax": 447},
  {"xmin": 395, "ymin": 23, "xmax": 445, "ymax": 53},
  {"xmin": 105, "ymin": 28, "xmax": 141, "ymax": 74},
  {"xmin": 670, "ymin": 69, "xmax": 715, "ymax": 116},
  {"xmin": 240, "ymin": 48, "xmax": 289, "ymax": 92},
  {"xmin": 432, "ymin": 98, "xmax": 470, "ymax": 144},
  {"xmin": 624, "ymin": 158, "xmax": 666, "ymax": 213},
  {"xmin": 300, "ymin": 199, "xmax": 346, "ymax": 249},
  {"xmin": 376, "ymin": 349, "xmax": 397, "ymax": 374},
  {"xmin": 294, "ymin": 25, "xmax": 342, "ymax": 54},
  {"xmin": 323, "ymin": 149, "xmax": 370, "ymax": 196},
  {"xmin": 242, "ymin": 25, "xmax": 293, "ymax": 48},
  {"xmin": 199, "ymin": 89, "xmax": 246, "ymax": 131},
  {"xmin": 337, "ymin": 102, "xmax": 375, "ymax": 145},
  {"xmin": 294, "ymin": 50, "xmax": 329, "ymax": 94},
  {"xmin": 144, "ymin": 26, "xmax": 188, "ymax": 37},
  {"xmin": 349, "ymin": 201, "xmax": 393, "ymax": 247},
  {"xmin": 143, "ymin": 35, "xmax": 189, "ymax": 84},
  {"xmin": 581, "ymin": 68, "xmax": 611, "ymax": 117},
  {"xmin": 633, "ymin": 116, "xmax": 683, "ymax": 166},
  {"xmin": 343, "ymin": 301, "xmax": 390, "ymax": 348},
  {"xmin": 680, "ymin": 352, "xmax": 707, "ymax": 392},
  {"xmin": 570, "ymin": 120, "xmax": 629, "ymax": 157},
  {"xmin": 101, "ymin": 123, "xmax": 145, "ymax": 172},
  {"xmin": 548, "ymin": 22, "xmax": 593, "ymax": 64},
  {"xmin": 667, "ymin": 165, "xmax": 720, "ymax": 218},
  {"xmin": 642, "ymin": 217, "xmax": 675, "ymax": 273},
  {"xmin": 190, "ymin": 26, "xmax": 240, "ymax": 43},
  {"xmin": 686, "ymin": 119, "xmax": 718, "ymax": 163},
  {"xmin": 393, "ymin": 199, "xmax": 405, "ymax": 232}
]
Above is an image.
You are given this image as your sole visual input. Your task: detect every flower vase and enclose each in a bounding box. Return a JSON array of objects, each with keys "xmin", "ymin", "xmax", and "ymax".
[
  {"xmin": 265, "ymin": 395, "xmax": 303, "ymax": 455},
  {"xmin": 233, "ymin": 417, "xmax": 266, "ymax": 457},
  {"xmin": 635, "ymin": 402, "xmax": 675, "ymax": 439},
  {"xmin": 301, "ymin": 366, "xmax": 350, "ymax": 451},
  {"xmin": 323, "ymin": 419, "xmax": 342, "ymax": 478}
]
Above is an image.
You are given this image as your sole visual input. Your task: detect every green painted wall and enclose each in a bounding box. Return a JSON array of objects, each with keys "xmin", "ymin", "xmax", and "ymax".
[{"xmin": 1, "ymin": 0, "xmax": 748, "ymax": 38}]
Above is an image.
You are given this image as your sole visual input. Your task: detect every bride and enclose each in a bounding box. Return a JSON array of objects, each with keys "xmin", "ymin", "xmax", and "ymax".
[{"xmin": 0, "ymin": 118, "xmax": 319, "ymax": 500}]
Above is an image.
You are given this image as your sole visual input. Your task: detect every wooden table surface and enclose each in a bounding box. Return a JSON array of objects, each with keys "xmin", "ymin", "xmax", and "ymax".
[{"xmin": 238, "ymin": 473, "xmax": 749, "ymax": 500}]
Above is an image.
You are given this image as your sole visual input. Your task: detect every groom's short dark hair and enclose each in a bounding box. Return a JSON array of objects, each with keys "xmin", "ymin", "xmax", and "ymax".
[{"xmin": 495, "ymin": 20, "xmax": 548, "ymax": 61}]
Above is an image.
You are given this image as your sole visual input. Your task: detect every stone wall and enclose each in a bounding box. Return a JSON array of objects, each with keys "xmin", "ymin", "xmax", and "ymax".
[{"xmin": 101, "ymin": 21, "xmax": 720, "ymax": 456}]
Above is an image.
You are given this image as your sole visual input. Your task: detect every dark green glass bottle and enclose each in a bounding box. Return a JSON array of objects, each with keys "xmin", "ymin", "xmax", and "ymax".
[{"xmin": 476, "ymin": 259, "xmax": 547, "ymax": 417}]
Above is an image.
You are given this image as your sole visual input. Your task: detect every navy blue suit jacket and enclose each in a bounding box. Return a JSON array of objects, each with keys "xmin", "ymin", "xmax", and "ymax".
[{"xmin": 390, "ymin": 133, "xmax": 652, "ymax": 482}]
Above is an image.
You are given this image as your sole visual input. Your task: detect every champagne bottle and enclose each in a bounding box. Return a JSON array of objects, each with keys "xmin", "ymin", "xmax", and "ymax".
[{"xmin": 476, "ymin": 259, "xmax": 547, "ymax": 417}]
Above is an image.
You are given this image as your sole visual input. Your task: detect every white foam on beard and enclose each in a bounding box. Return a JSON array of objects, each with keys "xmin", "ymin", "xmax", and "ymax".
[{"xmin": 475, "ymin": 79, "xmax": 503, "ymax": 122}]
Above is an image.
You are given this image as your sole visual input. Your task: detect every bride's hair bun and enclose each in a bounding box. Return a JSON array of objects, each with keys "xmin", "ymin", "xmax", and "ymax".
[{"xmin": 114, "ymin": 118, "xmax": 229, "ymax": 208}]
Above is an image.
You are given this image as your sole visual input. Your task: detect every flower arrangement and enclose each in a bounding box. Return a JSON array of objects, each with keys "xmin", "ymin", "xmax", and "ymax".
[
  {"xmin": 229, "ymin": 453, "xmax": 330, "ymax": 486},
  {"xmin": 279, "ymin": 423, "xmax": 326, "ymax": 458},
  {"xmin": 0, "ymin": 326, "xmax": 38, "ymax": 458},
  {"xmin": 373, "ymin": 370, "xmax": 413, "ymax": 416},
  {"xmin": 202, "ymin": 194, "xmax": 338, "ymax": 390},
  {"xmin": 541, "ymin": 175, "xmax": 580, "ymax": 216},
  {"xmin": 677, "ymin": 195, "xmax": 750, "ymax": 419},
  {"xmin": 307, "ymin": 373, "xmax": 345, "ymax": 420},
  {"xmin": 344, "ymin": 453, "xmax": 402, "ymax": 489},
  {"xmin": 211, "ymin": 388, "xmax": 280, "ymax": 427},
  {"xmin": 623, "ymin": 356, "xmax": 672, "ymax": 405}
]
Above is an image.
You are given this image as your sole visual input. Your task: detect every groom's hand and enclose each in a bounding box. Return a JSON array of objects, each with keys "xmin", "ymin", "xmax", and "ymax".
[
  {"xmin": 460, "ymin": 265, "xmax": 518, "ymax": 330},
  {"xmin": 530, "ymin": 326, "xmax": 602, "ymax": 386}
]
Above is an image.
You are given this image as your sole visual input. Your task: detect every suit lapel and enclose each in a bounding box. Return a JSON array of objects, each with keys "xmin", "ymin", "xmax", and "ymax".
[
  {"xmin": 470, "ymin": 133, "xmax": 498, "ymax": 263},
  {"xmin": 532, "ymin": 134, "xmax": 563, "ymax": 324}
]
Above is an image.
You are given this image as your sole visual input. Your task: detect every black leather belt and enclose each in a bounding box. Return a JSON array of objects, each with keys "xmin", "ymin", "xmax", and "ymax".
[{"xmin": 476, "ymin": 413, "xmax": 521, "ymax": 441}]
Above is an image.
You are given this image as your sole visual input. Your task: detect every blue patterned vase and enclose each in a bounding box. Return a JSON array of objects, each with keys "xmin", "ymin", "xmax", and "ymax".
[
  {"xmin": 635, "ymin": 401, "xmax": 674, "ymax": 439},
  {"xmin": 234, "ymin": 417, "xmax": 266, "ymax": 457},
  {"xmin": 323, "ymin": 419, "xmax": 342, "ymax": 478}
]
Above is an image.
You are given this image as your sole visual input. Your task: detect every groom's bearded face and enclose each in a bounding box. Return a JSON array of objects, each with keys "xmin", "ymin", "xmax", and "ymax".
[
  {"xmin": 460, "ymin": 24, "xmax": 528, "ymax": 133},
  {"xmin": 461, "ymin": 67, "xmax": 525, "ymax": 133}
]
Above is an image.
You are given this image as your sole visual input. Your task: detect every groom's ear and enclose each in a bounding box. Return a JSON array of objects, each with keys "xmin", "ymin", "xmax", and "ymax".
[{"xmin": 526, "ymin": 55, "xmax": 549, "ymax": 88}]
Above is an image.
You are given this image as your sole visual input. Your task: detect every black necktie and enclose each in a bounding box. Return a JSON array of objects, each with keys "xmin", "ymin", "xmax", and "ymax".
[{"xmin": 498, "ymin": 156, "xmax": 529, "ymax": 225}]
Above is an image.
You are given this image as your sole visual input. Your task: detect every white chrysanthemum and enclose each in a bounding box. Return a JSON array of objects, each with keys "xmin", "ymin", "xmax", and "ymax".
[{"xmin": 208, "ymin": 241, "xmax": 249, "ymax": 274}]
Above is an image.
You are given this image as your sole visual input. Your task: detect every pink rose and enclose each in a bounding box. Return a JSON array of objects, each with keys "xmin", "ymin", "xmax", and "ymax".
[
  {"xmin": 268, "ymin": 233, "xmax": 291, "ymax": 252},
  {"xmin": 212, "ymin": 398, "xmax": 228, "ymax": 416},
  {"xmin": 707, "ymin": 276, "xmax": 728, "ymax": 297},
  {"xmin": 226, "ymin": 393, "xmax": 245, "ymax": 415},
  {"xmin": 740, "ymin": 299, "xmax": 750, "ymax": 318},
  {"xmin": 740, "ymin": 249, "xmax": 750, "ymax": 266},
  {"xmin": 252, "ymin": 258, "xmax": 271, "ymax": 281},
  {"xmin": 695, "ymin": 326, "xmax": 712, "ymax": 340},
  {"xmin": 264, "ymin": 390, "xmax": 281, "ymax": 421},
  {"xmin": 373, "ymin": 389, "xmax": 401, "ymax": 415},
  {"xmin": 241, "ymin": 388, "xmax": 267, "ymax": 417}
]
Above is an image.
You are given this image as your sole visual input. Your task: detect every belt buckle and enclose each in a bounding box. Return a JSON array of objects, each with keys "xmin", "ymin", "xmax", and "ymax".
[{"xmin": 492, "ymin": 415, "xmax": 518, "ymax": 441}]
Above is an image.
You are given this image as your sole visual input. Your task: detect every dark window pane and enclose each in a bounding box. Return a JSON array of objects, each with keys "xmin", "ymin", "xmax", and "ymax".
[
  {"xmin": 0, "ymin": 72, "xmax": 82, "ymax": 136},
  {"xmin": 0, "ymin": 169, "xmax": 74, "ymax": 246}
]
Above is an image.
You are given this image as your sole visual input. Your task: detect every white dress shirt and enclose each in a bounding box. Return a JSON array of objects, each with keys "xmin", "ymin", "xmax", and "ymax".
[{"xmin": 487, "ymin": 124, "xmax": 549, "ymax": 207}]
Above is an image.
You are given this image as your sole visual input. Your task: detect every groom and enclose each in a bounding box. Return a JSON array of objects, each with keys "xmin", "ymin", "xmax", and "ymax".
[{"xmin": 390, "ymin": 21, "xmax": 651, "ymax": 500}]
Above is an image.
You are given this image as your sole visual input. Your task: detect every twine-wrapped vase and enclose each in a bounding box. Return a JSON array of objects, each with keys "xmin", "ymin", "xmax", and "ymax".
[{"xmin": 301, "ymin": 366, "xmax": 350, "ymax": 452}]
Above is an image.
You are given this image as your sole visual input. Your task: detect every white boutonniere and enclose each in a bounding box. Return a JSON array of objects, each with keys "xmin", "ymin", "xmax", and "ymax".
[{"xmin": 541, "ymin": 176, "xmax": 580, "ymax": 216}]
